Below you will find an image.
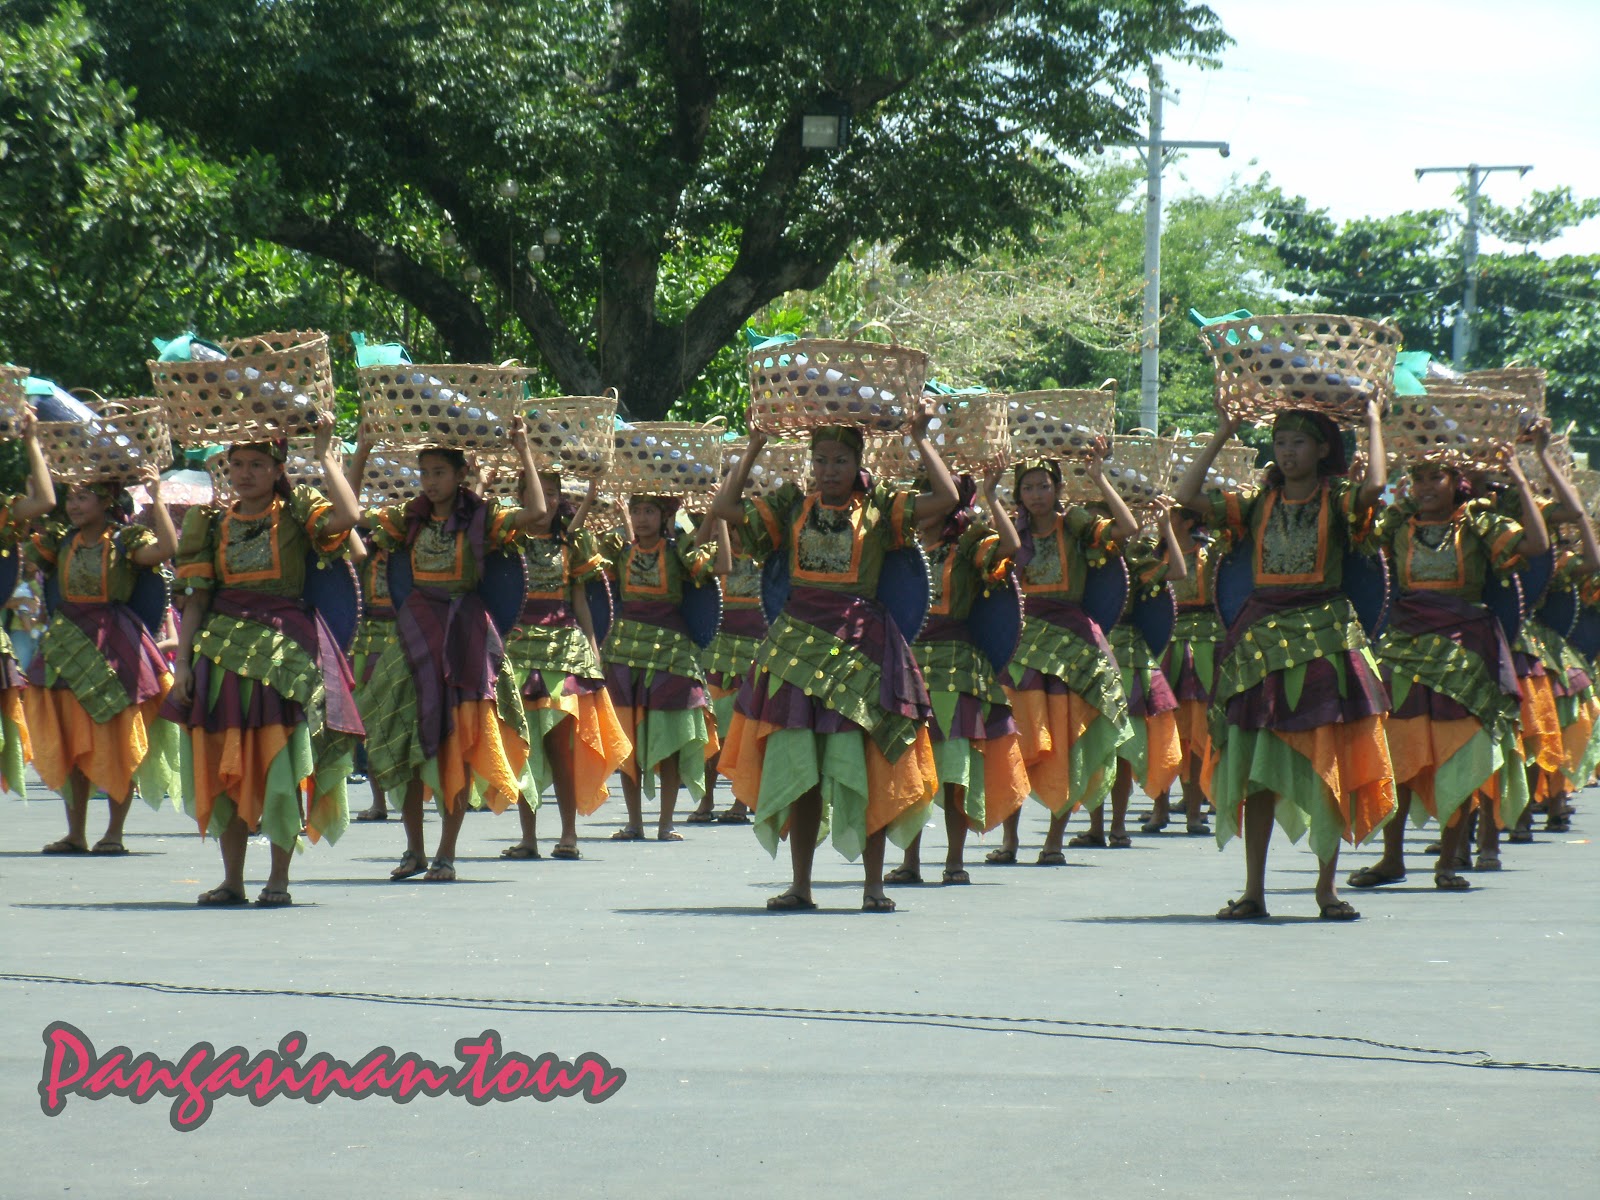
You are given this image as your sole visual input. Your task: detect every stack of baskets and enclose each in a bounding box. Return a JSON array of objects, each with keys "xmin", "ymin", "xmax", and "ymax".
[
  {"xmin": 1062, "ymin": 432, "xmax": 1174, "ymax": 508},
  {"xmin": 1197, "ymin": 313, "xmax": 1403, "ymax": 424},
  {"xmin": 868, "ymin": 391, "xmax": 1011, "ymax": 482},
  {"xmin": 38, "ymin": 397, "xmax": 173, "ymax": 486},
  {"xmin": 747, "ymin": 336, "xmax": 927, "ymax": 435},
  {"xmin": 1465, "ymin": 366, "xmax": 1545, "ymax": 416},
  {"xmin": 1006, "ymin": 384, "xmax": 1117, "ymax": 464},
  {"xmin": 1382, "ymin": 383, "xmax": 1524, "ymax": 471},
  {"xmin": 149, "ymin": 331, "xmax": 335, "ymax": 445},
  {"xmin": 1167, "ymin": 436, "xmax": 1261, "ymax": 494},
  {"xmin": 521, "ymin": 392, "xmax": 618, "ymax": 477},
  {"xmin": 612, "ymin": 421, "xmax": 724, "ymax": 497},
  {"xmin": 357, "ymin": 361, "xmax": 529, "ymax": 450},
  {"xmin": 359, "ymin": 450, "xmax": 427, "ymax": 508}
]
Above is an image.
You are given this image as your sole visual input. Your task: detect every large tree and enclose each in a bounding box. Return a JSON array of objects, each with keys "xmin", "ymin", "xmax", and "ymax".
[{"xmin": 72, "ymin": 0, "xmax": 1228, "ymax": 417}]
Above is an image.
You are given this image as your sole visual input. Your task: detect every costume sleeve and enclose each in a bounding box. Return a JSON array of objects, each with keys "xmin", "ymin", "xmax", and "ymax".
[
  {"xmin": 567, "ymin": 529, "xmax": 605, "ymax": 585},
  {"xmin": 1333, "ymin": 477, "xmax": 1381, "ymax": 550},
  {"xmin": 117, "ymin": 523, "xmax": 159, "ymax": 561},
  {"xmin": 290, "ymin": 485, "xmax": 350, "ymax": 555},
  {"xmin": 174, "ymin": 507, "xmax": 219, "ymax": 594},
  {"xmin": 1370, "ymin": 503, "xmax": 1405, "ymax": 553},
  {"xmin": 1205, "ymin": 486, "xmax": 1258, "ymax": 541},
  {"xmin": 596, "ymin": 528, "xmax": 628, "ymax": 574},
  {"xmin": 485, "ymin": 498, "xmax": 521, "ymax": 551},
  {"xmin": 1123, "ymin": 528, "xmax": 1167, "ymax": 590},
  {"xmin": 741, "ymin": 481, "xmax": 800, "ymax": 559},
  {"xmin": 26, "ymin": 519, "xmax": 67, "ymax": 572},
  {"xmin": 363, "ymin": 505, "xmax": 408, "ymax": 554},
  {"xmin": 1467, "ymin": 500, "xmax": 1527, "ymax": 576},
  {"xmin": 962, "ymin": 522, "xmax": 1010, "ymax": 585},
  {"xmin": 676, "ymin": 536, "xmax": 719, "ymax": 585},
  {"xmin": 866, "ymin": 482, "xmax": 917, "ymax": 551},
  {"xmin": 1064, "ymin": 504, "xmax": 1121, "ymax": 555}
]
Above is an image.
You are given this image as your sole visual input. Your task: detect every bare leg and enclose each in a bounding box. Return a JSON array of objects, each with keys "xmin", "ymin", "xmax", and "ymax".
[
  {"xmin": 1238, "ymin": 789, "xmax": 1275, "ymax": 909},
  {"xmin": 657, "ymin": 757, "xmax": 681, "ymax": 839},
  {"xmin": 100, "ymin": 792, "xmax": 132, "ymax": 848},
  {"xmin": 508, "ymin": 797, "xmax": 540, "ymax": 853},
  {"xmin": 264, "ymin": 840, "xmax": 293, "ymax": 896},
  {"xmin": 618, "ymin": 757, "xmax": 645, "ymax": 836},
  {"xmin": 1314, "ymin": 849, "xmax": 1347, "ymax": 912},
  {"xmin": 1363, "ymin": 786, "xmax": 1410, "ymax": 878},
  {"xmin": 1435, "ymin": 802, "xmax": 1473, "ymax": 887},
  {"xmin": 943, "ymin": 785, "xmax": 970, "ymax": 878},
  {"xmin": 863, "ymin": 828, "xmax": 891, "ymax": 908},
  {"xmin": 1478, "ymin": 793, "xmax": 1502, "ymax": 867},
  {"xmin": 426, "ymin": 793, "xmax": 468, "ymax": 878},
  {"xmin": 999, "ymin": 812, "xmax": 1020, "ymax": 854},
  {"xmin": 546, "ymin": 725, "xmax": 579, "ymax": 851},
  {"xmin": 894, "ymin": 831, "xmax": 923, "ymax": 877},
  {"xmin": 1144, "ymin": 785, "xmax": 1171, "ymax": 832},
  {"xmin": 1043, "ymin": 809, "xmax": 1070, "ymax": 853},
  {"xmin": 692, "ymin": 749, "xmax": 719, "ymax": 818},
  {"xmin": 401, "ymin": 782, "xmax": 426, "ymax": 859},
  {"xmin": 218, "ymin": 815, "xmax": 250, "ymax": 895},
  {"xmin": 47, "ymin": 771, "xmax": 91, "ymax": 851},
  {"xmin": 1182, "ymin": 777, "xmax": 1209, "ymax": 831},
  {"xmin": 775, "ymin": 788, "xmax": 824, "ymax": 904},
  {"xmin": 1108, "ymin": 759, "xmax": 1132, "ymax": 841}
]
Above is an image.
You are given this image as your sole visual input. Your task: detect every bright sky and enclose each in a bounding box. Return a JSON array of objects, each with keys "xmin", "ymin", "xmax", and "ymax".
[{"xmin": 1144, "ymin": 0, "xmax": 1600, "ymax": 256}]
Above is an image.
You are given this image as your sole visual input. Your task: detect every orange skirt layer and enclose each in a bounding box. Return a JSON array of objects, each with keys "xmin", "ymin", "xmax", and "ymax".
[
  {"xmin": 528, "ymin": 688, "xmax": 630, "ymax": 816},
  {"xmin": 1173, "ymin": 698, "xmax": 1211, "ymax": 784},
  {"xmin": 718, "ymin": 713, "xmax": 937, "ymax": 839},
  {"xmin": 1139, "ymin": 709, "xmax": 1183, "ymax": 798},
  {"xmin": 1560, "ymin": 697, "xmax": 1598, "ymax": 778},
  {"xmin": 1003, "ymin": 685, "xmax": 1105, "ymax": 816},
  {"xmin": 613, "ymin": 704, "xmax": 720, "ymax": 782},
  {"xmin": 1268, "ymin": 715, "xmax": 1396, "ymax": 846},
  {"xmin": 1520, "ymin": 673, "xmax": 1563, "ymax": 772},
  {"xmin": 976, "ymin": 730, "xmax": 1031, "ymax": 832},
  {"xmin": 430, "ymin": 698, "xmax": 529, "ymax": 815},
  {"xmin": 2, "ymin": 686, "xmax": 33, "ymax": 790},
  {"xmin": 24, "ymin": 683, "xmax": 169, "ymax": 801},
  {"xmin": 188, "ymin": 722, "xmax": 295, "ymax": 839},
  {"xmin": 1385, "ymin": 713, "xmax": 1481, "ymax": 820}
]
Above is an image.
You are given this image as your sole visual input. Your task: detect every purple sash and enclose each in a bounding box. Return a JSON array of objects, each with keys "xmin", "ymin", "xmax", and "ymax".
[{"xmin": 398, "ymin": 585, "xmax": 504, "ymax": 759}]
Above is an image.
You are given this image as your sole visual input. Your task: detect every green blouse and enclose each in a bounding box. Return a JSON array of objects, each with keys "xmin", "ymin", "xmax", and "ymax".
[
  {"xmin": 740, "ymin": 481, "xmax": 917, "ymax": 596},
  {"xmin": 364, "ymin": 498, "xmax": 520, "ymax": 596},
  {"xmin": 722, "ymin": 547, "xmax": 764, "ymax": 609},
  {"xmin": 1375, "ymin": 499, "xmax": 1524, "ymax": 602},
  {"xmin": 522, "ymin": 528, "xmax": 605, "ymax": 599},
  {"xmin": 1205, "ymin": 477, "xmax": 1376, "ymax": 591},
  {"xmin": 596, "ymin": 529, "xmax": 718, "ymax": 603},
  {"xmin": 924, "ymin": 522, "xmax": 1009, "ymax": 622},
  {"xmin": 30, "ymin": 522, "xmax": 159, "ymax": 604},
  {"xmin": 1017, "ymin": 507, "xmax": 1120, "ymax": 603},
  {"xmin": 176, "ymin": 486, "xmax": 349, "ymax": 597}
]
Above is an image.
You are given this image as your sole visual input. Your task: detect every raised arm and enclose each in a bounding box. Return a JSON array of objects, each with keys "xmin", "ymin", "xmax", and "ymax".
[
  {"xmin": 131, "ymin": 463, "xmax": 179, "ymax": 566},
  {"xmin": 1175, "ymin": 398, "xmax": 1240, "ymax": 517},
  {"xmin": 1355, "ymin": 397, "xmax": 1387, "ymax": 510},
  {"xmin": 345, "ymin": 426, "xmax": 374, "ymax": 490},
  {"xmin": 1085, "ymin": 437, "xmax": 1140, "ymax": 543},
  {"xmin": 1157, "ymin": 500, "xmax": 1188, "ymax": 581},
  {"xmin": 983, "ymin": 464, "xmax": 1022, "ymax": 561},
  {"xmin": 313, "ymin": 415, "xmax": 360, "ymax": 534},
  {"xmin": 1535, "ymin": 424, "xmax": 1600, "ymax": 573},
  {"xmin": 505, "ymin": 417, "xmax": 548, "ymax": 531},
  {"xmin": 571, "ymin": 477, "xmax": 599, "ymax": 531},
  {"xmin": 910, "ymin": 398, "xmax": 960, "ymax": 522},
  {"xmin": 12, "ymin": 411, "xmax": 57, "ymax": 520},
  {"xmin": 710, "ymin": 422, "xmax": 766, "ymax": 524}
]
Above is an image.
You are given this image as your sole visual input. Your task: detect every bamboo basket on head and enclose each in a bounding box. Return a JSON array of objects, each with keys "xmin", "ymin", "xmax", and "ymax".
[
  {"xmin": 359, "ymin": 450, "xmax": 426, "ymax": 508},
  {"xmin": 1063, "ymin": 430, "xmax": 1173, "ymax": 508},
  {"xmin": 1167, "ymin": 436, "xmax": 1261, "ymax": 494},
  {"xmin": 357, "ymin": 361, "xmax": 530, "ymax": 451},
  {"xmin": 522, "ymin": 391, "xmax": 618, "ymax": 478},
  {"xmin": 1519, "ymin": 430, "xmax": 1579, "ymax": 500},
  {"xmin": 1006, "ymin": 383, "xmax": 1117, "ymax": 463},
  {"xmin": 1198, "ymin": 313, "xmax": 1402, "ymax": 424},
  {"xmin": 612, "ymin": 421, "xmax": 724, "ymax": 497},
  {"xmin": 1383, "ymin": 384, "xmax": 1523, "ymax": 472},
  {"xmin": 724, "ymin": 437, "xmax": 809, "ymax": 498},
  {"xmin": 38, "ymin": 397, "xmax": 173, "ymax": 486},
  {"xmin": 207, "ymin": 436, "xmax": 334, "ymax": 503},
  {"xmin": 0, "ymin": 365, "xmax": 28, "ymax": 437},
  {"xmin": 747, "ymin": 332, "xmax": 927, "ymax": 435},
  {"xmin": 1465, "ymin": 366, "xmax": 1545, "ymax": 416},
  {"xmin": 868, "ymin": 391, "xmax": 1011, "ymax": 483},
  {"xmin": 149, "ymin": 331, "xmax": 335, "ymax": 445}
]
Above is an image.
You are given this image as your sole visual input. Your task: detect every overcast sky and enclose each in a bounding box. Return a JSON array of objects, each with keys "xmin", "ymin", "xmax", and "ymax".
[{"xmin": 1131, "ymin": 0, "xmax": 1599, "ymax": 256}]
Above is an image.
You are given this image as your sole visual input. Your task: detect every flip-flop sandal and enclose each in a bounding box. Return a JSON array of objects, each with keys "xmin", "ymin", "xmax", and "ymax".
[
  {"xmin": 1138, "ymin": 818, "xmax": 1169, "ymax": 834},
  {"xmin": 766, "ymin": 891, "xmax": 817, "ymax": 911},
  {"xmin": 197, "ymin": 885, "xmax": 248, "ymax": 907},
  {"xmin": 1434, "ymin": 872, "xmax": 1472, "ymax": 891},
  {"xmin": 424, "ymin": 857, "xmax": 457, "ymax": 882},
  {"xmin": 390, "ymin": 849, "xmax": 429, "ymax": 881},
  {"xmin": 352, "ymin": 808, "xmax": 389, "ymax": 822},
  {"xmin": 610, "ymin": 826, "xmax": 645, "ymax": 841},
  {"xmin": 685, "ymin": 811, "xmax": 717, "ymax": 824},
  {"xmin": 499, "ymin": 844, "xmax": 542, "ymax": 859},
  {"xmin": 1215, "ymin": 897, "xmax": 1270, "ymax": 920},
  {"xmin": 861, "ymin": 895, "xmax": 897, "ymax": 913},
  {"xmin": 41, "ymin": 839, "xmax": 88, "ymax": 855},
  {"xmin": 657, "ymin": 830, "xmax": 684, "ymax": 842},
  {"xmin": 550, "ymin": 844, "xmax": 581, "ymax": 860},
  {"xmin": 255, "ymin": 887, "xmax": 293, "ymax": 907},
  {"xmin": 715, "ymin": 810, "xmax": 752, "ymax": 824},
  {"xmin": 941, "ymin": 868, "xmax": 971, "ymax": 885},
  {"xmin": 1036, "ymin": 849, "xmax": 1067, "ymax": 866},
  {"xmin": 984, "ymin": 847, "xmax": 1018, "ymax": 865},
  {"xmin": 1545, "ymin": 817, "xmax": 1572, "ymax": 832},
  {"xmin": 1474, "ymin": 853, "xmax": 1502, "ymax": 871},
  {"xmin": 1107, "ymin": 833, "xmax": 1132, "ymax": 849},
  {"xmin": 1067, "ymin": 832, "xmax": 1105, "ymax": 848},
  {"xmin": 1185, "ymin": 824, "xmax": 1213, "ymax": 836},
  {"xmin": 1319, "ymin": 900, "xmax": 1361, "ymax": 921},
  {"xmin": 1507, "ymin": 829, "xmax": 1534, "ymax": 844},
  {"xmin": 90, "ymin": 840, "xmax": 128, "ymax": 855},
  {"xmin": 884, "ymin": 866, "xmax": 924, "ymax": 885},
  {"xmin": 1346, "ymin": 866, "xmax": 1406, "ymax": 889}
]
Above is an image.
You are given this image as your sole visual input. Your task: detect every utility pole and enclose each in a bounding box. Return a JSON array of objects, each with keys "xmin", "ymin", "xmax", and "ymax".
[
  {"xmin": 1126, "ymin": 65, "xmax": 1230, "ymax": 433},
  {"xmin": 1415, "ymin": 162, "xmax": 1532, "ymax": 366}
]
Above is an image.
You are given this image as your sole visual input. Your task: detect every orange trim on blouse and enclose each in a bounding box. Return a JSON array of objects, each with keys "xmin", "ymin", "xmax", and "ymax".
[
  {"xmin": 218, "ymin": 502, "xmax": 284, "ymax": 586},
  {"xmin": 790, "ymin": 493, "xmax": 867, "ymax": 585},
  {"xmin": 61, "ymin": 530, "xmax": 112, "ymax": 604},
  {"xmin": 1403, "ymin": 516, "xmax": 1468, "ymax": 591},
  {"xmin": 1252, "ymin": 488, "xmax": 1329, "ymax": 586}
]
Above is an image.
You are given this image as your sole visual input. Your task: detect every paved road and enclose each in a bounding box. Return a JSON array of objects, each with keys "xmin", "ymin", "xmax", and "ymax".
[{"xmin": 2, "ymin": 772, "xmax": 1595, "ymax": 1198}]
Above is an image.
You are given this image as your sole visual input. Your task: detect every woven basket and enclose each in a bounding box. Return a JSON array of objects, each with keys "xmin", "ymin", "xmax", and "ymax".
[
  {"xmin": 1064, "ymin": 432, "xmax": 1174, "ymax": 507},
  {"xmin": 149, "ymin": 331, "xmax": 335, "ymax": 445},
  {"xmin": 1465, "ymin": 367, "xmax": 1545, "ymax": 416},
  {"xmin": 0, "ymin": 365, "xmax": 28, "ymax": 437},
  {"xmin": 1006, "ymin": 385, "xmax": 1117, "ymax": 462},
  {"xmin": 868, "ymin": 391, "xmax": 1012, "ymax": 481},
  {"xmin": 358, "ymin": 363, "xmax": 529, "ymax": 451},
  {"xmin": 747, "ymin": 337, "xmax": 927, "ymax": 435},
  {"xmin": 724, "ymin": 438, "xmax": 810, "ymax": 498},
  {"xmin": 208, "ymin": 436, "xmax": 335, "ymax": 503},
  {"xmin": 38, "ymin": 399, "xmax": 173, "ymax": 485},
  {"xmin": 1383, "ymin": 384, "xmax": 1522, "ymax": 471},
  {"xmin": 1199, "ymin": 313, "xmax": 1402, "ymax": 423},
  {"xmin": 1519, "ymin": 433, "xmax": 1578, "ymax": 500},
  {"xmin": 1167, "ymin": 436, "xmax": 1261, "ymax": 494},
  {"xmin": 613, "ymin": 422, "xmax": 724, "ymax": 497},
  {"xmin": 524, "ymin": 392, "xmax": 618, "ymax": 477},
  {"xmin": 359, "ymin": 451, "xmax": 427, "ymax": 508}
]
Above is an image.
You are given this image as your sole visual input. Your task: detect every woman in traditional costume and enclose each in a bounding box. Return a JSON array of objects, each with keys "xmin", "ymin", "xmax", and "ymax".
[
  {"xmin": 32, "ymin": 465, "xmax": 180, "ymax": 855},
  {"xmin": 710, "ymin": 411, "xmax": 958, "ymax": 912},
  {"xmin": 1143, "ymin": 506, "xmax": 1224, "ymax": 835},
  {"xmin": 688, "ymin": 527, "xmax": 764, "ymax": 826},
  {"xmin": 166, "ymin": 419, "xmax": 364, "ymax": 906},
  {"xmin": 986, "ymin": 448, "xmax": 1137, "ymax": 866},
  {"xmin": 500, "ymin": 469, "xmax": 630, "ymax": 860},
  {"xmin": 885, "ymin": 467, "xmax": 1029, "ymax": 885},
  {"xmin": 1348, "ymin": 454, "xmax": 1545, "ymax": 891},
  {"xmin": 597, "ymin": 495, "xmax": 727, "ymax": 841},
  {"xmin": 1175, "ymin": 402, "xmax": 1393, "ymax": 921},
  {"xmin": 351, "ymin": 428, "xmax": 541, "ymax": 882},
  {"xmin": 345, "ymin": 452, "xmax": 400, "ymax": 822}
]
